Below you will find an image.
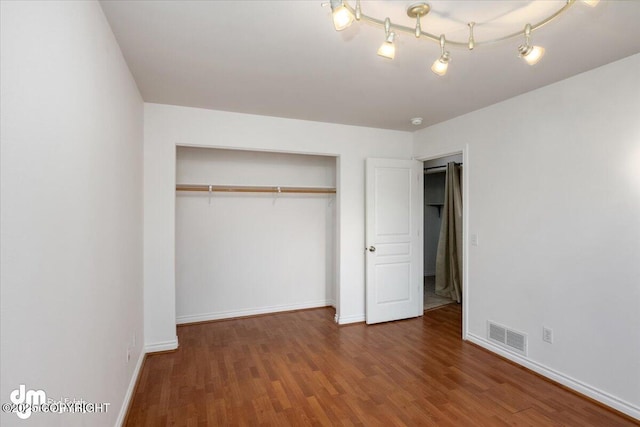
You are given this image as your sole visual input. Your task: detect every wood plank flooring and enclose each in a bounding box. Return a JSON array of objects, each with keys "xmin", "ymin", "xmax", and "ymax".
[{"xmin": 125, "ymin": 305, "xmax": 637, "ymax": 426}]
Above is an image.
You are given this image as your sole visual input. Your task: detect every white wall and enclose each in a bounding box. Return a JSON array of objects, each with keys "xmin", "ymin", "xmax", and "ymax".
[
  {"xmin": 1, "ymin": 1, "xmax": 144, "ymax": 426},
  {"xmin": 144, "ymin": 103, "xmax": 412, "ymax": 348},
  {"xmin": 175, "ymin": 147, "xmax": 336, "ymax": 322},
  {"xmin": 413, "ymin": 53, "xmax": 640, "ymax": 418}
]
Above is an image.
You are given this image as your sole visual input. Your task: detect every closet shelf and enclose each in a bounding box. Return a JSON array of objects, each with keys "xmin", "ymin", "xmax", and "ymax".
[
  {"xmin": 426, "ymin": 203, "xmax": 444, "ymax": 218},
  {"xmin": 176, "ymin": 184, "xmax": 336, "ymax": 194}
]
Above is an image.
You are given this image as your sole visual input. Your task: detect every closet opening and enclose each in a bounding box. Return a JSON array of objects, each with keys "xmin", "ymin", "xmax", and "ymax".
[
  {"xmin": 175, "ymin": 146, "xmax": 338, "ymax": 324},
  {"xmin": 423, "ymin": 154, "xmax": 463, "ymax": 312}
]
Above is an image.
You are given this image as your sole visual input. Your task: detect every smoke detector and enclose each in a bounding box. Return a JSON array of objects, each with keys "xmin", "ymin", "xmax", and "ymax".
[{"xmin": 410, "ymin": 117, "xmax": 423, "ymax": 126}]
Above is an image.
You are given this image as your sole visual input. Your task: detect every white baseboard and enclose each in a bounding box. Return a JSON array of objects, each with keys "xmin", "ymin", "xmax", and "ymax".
[
  {"xmin": 337, "ymin": 313, "xmax": 366, "ymax": 325},
  {"xmin": 176, "ymin": 300, "xmax": 332, "ymax": 324},
  {"xmin": 466, "ymin": 333, "xmax": 640, "ymax": 420},
  {"xmin": 115, "ymin": 350, "xmax": 146, "ymax": 427},
  {"xmin": 144, "ymin": 337, "xmax": 179, "ymax": 353}
]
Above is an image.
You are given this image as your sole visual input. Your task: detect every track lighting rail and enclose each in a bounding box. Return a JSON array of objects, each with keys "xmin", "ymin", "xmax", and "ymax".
[{"xmin": 338, "ymin": 0, "xmax": 577, "ymax": 49}]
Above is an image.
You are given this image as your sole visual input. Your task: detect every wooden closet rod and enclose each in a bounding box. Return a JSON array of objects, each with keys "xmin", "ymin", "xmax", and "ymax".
[{"xmin": 176, "ymin": 184, "xmax": 336, "ymax": 194}]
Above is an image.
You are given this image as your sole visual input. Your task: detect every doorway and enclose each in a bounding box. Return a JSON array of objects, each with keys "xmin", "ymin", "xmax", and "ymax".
[{"xmin": 423, "ymin": 154, "xmax": 463, "ymax": 312}]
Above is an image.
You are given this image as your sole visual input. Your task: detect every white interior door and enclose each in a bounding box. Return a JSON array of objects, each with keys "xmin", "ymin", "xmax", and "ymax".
[{"xmin": 366, "ymin": 158, "xmax": 423, "ymax": 324}]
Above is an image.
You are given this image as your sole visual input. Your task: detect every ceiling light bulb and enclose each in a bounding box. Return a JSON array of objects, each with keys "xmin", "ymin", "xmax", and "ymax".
[
  {"xmin": 518, "ymin": 44, "xmax": 545, "ymax": 65},
  {"xmin": 431, "ymin": 34, "xmax": 450, "ymax": 76},
  {"xmin": 377, "ymin": 32, "xmax": 396, "ymax": 59},
  {"xmin": 431, "ymin": 54, "xmax": 450, "ymax": 76},
  {"xmin": 582, "ymin": 0, "xmax": 600, "ymax": 6},
  {"xmin": 518, "ymin": 24, "xmax": 545, "ymax": 65},
  {"xmin": 330, "ymin": 0, "xmax": 354, "ymax": 31}
]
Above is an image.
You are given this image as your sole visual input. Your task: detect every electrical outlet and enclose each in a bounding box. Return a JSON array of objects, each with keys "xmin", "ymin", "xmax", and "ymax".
[{"xmin": 543, "ymin": 327, "xmax": 553, "ymax": 344}]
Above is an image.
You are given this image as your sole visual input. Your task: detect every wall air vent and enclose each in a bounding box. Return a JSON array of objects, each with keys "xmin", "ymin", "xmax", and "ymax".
[{"xmin": 487, "ymin": 321, "xmax": 527, "ymax": 356}]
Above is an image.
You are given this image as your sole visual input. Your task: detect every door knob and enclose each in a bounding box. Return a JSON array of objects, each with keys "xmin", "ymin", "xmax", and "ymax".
[{"xmin": 368, "ymin": 246, "xmax": 376, "ymax": 252}]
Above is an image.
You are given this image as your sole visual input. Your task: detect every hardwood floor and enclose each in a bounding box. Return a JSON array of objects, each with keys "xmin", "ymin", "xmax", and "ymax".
[{"xmin": 126, "ymin": 306, "xmax": 637, "ymax": 426}]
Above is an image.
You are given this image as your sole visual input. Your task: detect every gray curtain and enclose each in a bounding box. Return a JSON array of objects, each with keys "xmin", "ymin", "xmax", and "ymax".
[{"xmin": 435, "ymin": 162, "xmax": 463, "ymax": 303}]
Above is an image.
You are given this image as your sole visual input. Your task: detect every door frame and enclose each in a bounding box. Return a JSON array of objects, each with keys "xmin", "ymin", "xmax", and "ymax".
[{"xmin": 416, "ymin": 145, "xmax": 469, "ymax": 340}]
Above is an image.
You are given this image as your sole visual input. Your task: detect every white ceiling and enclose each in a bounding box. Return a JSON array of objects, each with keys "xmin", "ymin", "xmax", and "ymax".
[{"xmin": 100, "ymin": 0, "xmax": 640, "ymax": 131}]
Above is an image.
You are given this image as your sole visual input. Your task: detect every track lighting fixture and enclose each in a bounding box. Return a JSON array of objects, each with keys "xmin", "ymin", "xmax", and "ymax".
[
  {"xmin": 377, "ymin": 18, "xmax": 396, "ymax": 60},
  {"xmin": 431, "ymin": 35, "xmax": 450, "ymax": 76},
  {"xmin": 330, "ymin": 0, "xmax": 353, "ymax": 31},
  {"xmin": 377, "ymin": 32, "xmax": 396, "ymax": 59},
  {"xmin": 518, "ymin": 23, "xmax": 545, "ymax": 65},
  {"xmin": 324, "ymin": 1, "xmax": 599, "ymax": 76}
]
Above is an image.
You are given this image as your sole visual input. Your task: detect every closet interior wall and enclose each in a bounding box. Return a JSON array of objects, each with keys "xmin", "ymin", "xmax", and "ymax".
[
  {"xmin": 175, "ymin": 147, "xmax": 336, "ymax": 323},
  {"xmin": 423, "ymin": 172, "xmax": 445, "ymax": 276}
]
